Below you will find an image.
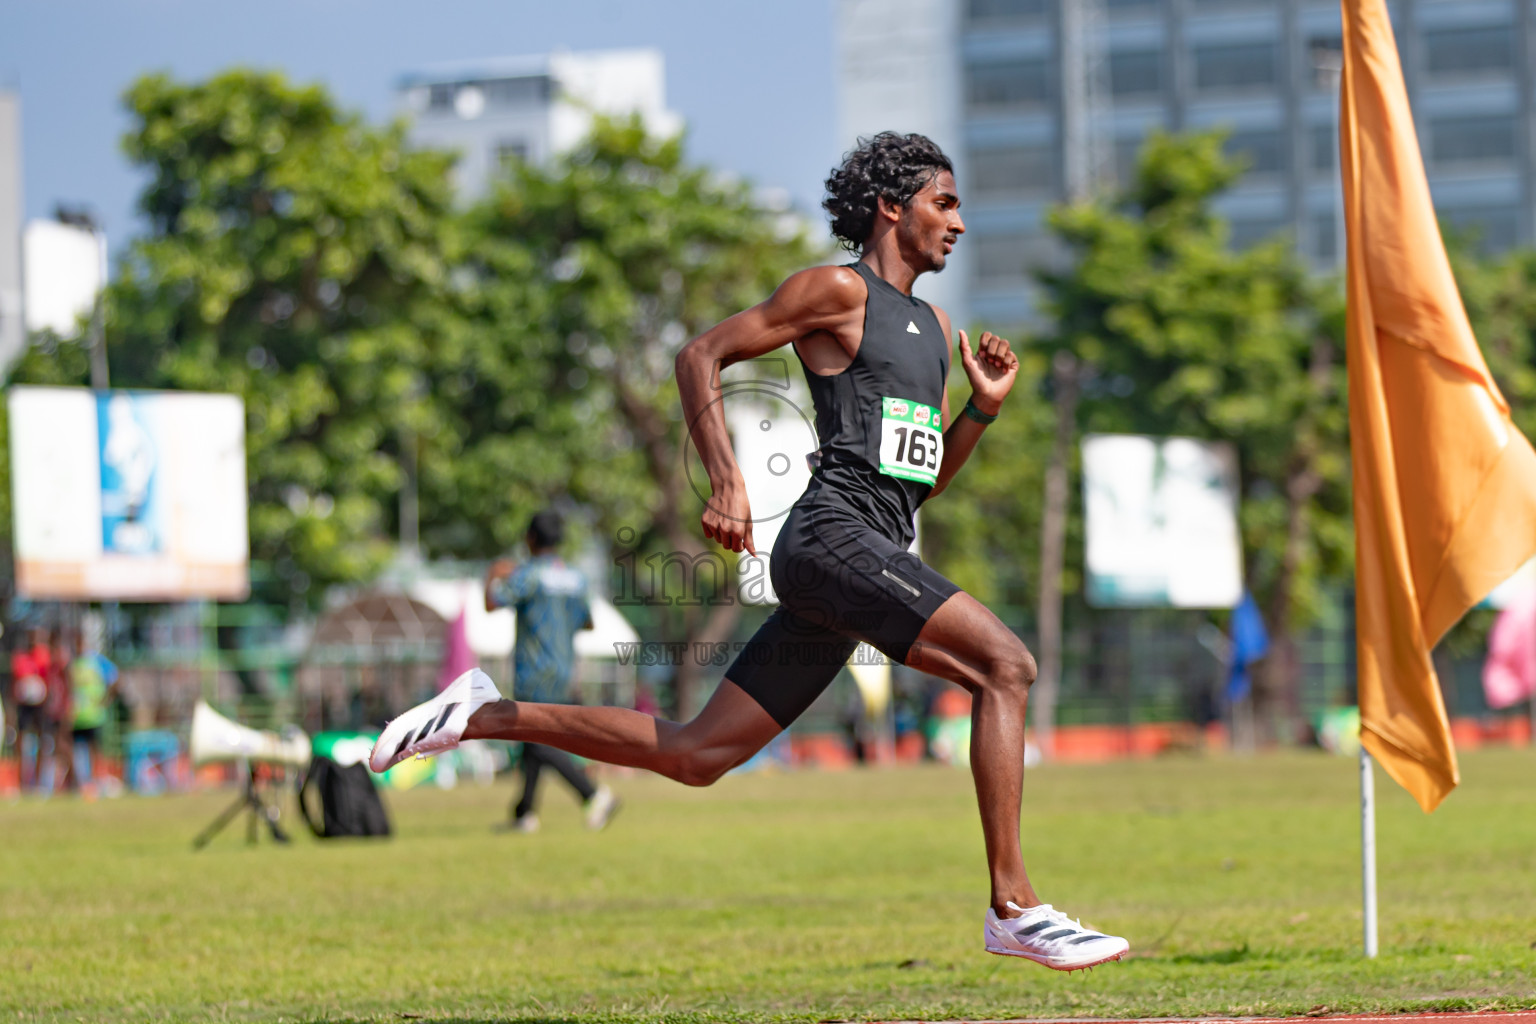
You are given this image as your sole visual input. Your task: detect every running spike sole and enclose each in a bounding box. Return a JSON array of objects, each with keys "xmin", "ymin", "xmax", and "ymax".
[{"xmin": 984, "ymin": 947, "xmax": 1128, "ymax": 972}]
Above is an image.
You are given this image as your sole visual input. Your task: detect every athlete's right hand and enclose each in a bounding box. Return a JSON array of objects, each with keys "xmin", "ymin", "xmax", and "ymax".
[{"xmin": 702, "ymin": 481, "xmax": 757, "ymax": 556}]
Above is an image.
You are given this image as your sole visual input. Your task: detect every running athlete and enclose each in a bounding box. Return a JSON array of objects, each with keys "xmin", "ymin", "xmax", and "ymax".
[{"xmin": 372, "ymin": 132, "xmax": 1129, "ymax": 972}]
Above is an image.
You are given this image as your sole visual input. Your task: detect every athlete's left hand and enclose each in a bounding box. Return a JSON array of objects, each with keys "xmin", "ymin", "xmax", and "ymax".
[{"xmin": 958, "ymin": 330, "xmax": 1019, "ymax": 416}]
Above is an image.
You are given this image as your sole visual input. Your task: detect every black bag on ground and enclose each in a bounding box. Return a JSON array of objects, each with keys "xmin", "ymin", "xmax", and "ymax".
[{"xmin": 299, "ymin": 755, "xmax": 392, "ymax": 838}]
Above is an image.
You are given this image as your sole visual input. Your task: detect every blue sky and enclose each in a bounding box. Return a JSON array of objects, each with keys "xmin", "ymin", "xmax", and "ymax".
[{"xmin": 2, "ymin": 0, "xmax": 837, "ymax": 255}]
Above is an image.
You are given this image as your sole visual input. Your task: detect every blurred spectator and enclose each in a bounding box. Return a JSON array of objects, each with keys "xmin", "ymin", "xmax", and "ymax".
[
  {"xmin": 0, "ymin": 629, "xmax": 10, "ymax": 760},
  {"xmin": 1483, "ymin": 585, "xmax": 1536, "ymax": 710},
  {"xmin": 840, "ymin": 683, "xmax": 872, "ymax": 764},
  {"xmin": 49, "ymin": 630, "xmax": 76, "ymax": 792},
  {"xmin": 66, "ymin": 630, "xmax": 119, "ymax": 797},
  {"xmin": 918, "ymin": 675, "xmax": 947, "ymax": 761},
  {"xmin": 11, "ymin": 627, "xmax": 56, "ymax": 793},
  {"xmin": 485, "ymin": 509, "xmax": 619, "ymax": 833}
]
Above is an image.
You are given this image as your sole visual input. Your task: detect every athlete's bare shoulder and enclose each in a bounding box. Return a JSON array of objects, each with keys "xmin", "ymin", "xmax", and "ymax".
[
  {"xmin": 681, "ymin": 264, "xmax": 867, "ymax": 371},
  {"xmin": 775, "ymin": 266, "xmax": 867, "ymax": 375},
  {"xmin": 766, "ymin": 264, "xmax": 866, "ymax": 323}
]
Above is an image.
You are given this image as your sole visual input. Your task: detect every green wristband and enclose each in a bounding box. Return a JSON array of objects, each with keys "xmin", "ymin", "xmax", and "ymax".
[{"xmin": 962, "ymin": 399, "xmax": 998, "ymax": 425}]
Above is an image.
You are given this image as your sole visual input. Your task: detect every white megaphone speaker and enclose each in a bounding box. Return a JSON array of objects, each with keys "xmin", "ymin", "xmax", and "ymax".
[{"xmin": 190, "ymin": 700, "xmax": 311, "ymax": 769}]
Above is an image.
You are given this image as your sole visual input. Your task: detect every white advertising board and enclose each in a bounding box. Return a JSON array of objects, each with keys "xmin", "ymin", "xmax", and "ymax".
[
  {"xmin": 8, "ymin": 386, "xmax": 249, "ymax": 600},
  {"xmin": 1082, "ymin": 433, "xmax": 1243, "ymax": 609}
]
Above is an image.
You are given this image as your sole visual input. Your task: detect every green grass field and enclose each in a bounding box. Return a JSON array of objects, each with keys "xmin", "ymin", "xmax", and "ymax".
[{"xmin": 3, "ymin": 748, "xmax": 1534, "ymax": 1023}]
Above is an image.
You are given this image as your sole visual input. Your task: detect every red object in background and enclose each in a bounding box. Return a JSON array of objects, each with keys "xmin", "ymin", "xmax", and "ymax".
[
  {"xmin": 10, "ymin": 641, "xmax": 53, "ymax": 706},
  {"xmin": 931, "ymin": 687, "xmax": 971, "ymax": 718},
  {"xmin": 1484, "ymin": 587, "xmax": 1536, "ymax": 710},
  {"xmin": 894, "ymin": 731, "xmax": 925, "ymax": 762},
  {"xmin": 788, "ymin": 733, "xmax": 856, "ymax": 770}
]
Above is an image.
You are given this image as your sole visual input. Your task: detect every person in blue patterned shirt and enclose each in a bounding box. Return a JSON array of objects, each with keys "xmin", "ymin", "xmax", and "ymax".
[{"xmin": 484, "ymin": 510, "xmax": 618, "ymax": 832}]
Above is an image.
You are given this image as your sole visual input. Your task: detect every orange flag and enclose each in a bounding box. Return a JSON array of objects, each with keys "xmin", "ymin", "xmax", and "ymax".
[{"xmin": 1342, "ymin": 0, "xmax": 1536, "ymax": 811}]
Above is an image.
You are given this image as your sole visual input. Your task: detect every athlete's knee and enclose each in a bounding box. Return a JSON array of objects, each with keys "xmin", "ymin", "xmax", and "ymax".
[
  {"xmin": 672, "ymin": 744, "xmax": 735, "ymax": 787},
  {"xmin": 1017, "ymin": 647, "xmax": 1038, "ymax": 689},
  {"xmin": 675, "ymin": 752, "xmax": 732, "ymax": 787},
  {"xmin": 984, "ymin": 643, "xmax": 1036, "ymax": 698},
  {"xmin": 661, "ymin": 732, "xmax": 740, "ymax": 787}
]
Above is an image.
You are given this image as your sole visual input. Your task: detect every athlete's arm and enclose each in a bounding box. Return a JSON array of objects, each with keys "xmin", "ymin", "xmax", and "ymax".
[
  {"xmin": 928, "ymin": 308, "xmax": 1019, "ymax": 501},
  {"xmin": 674, "ymin": 266, "xmax": 865, "ymax": 554}
]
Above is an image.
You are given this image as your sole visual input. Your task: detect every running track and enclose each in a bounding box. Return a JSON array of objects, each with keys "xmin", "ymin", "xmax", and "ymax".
[{"xmin": 889, "ymin": 1014, "xmax": 1536, "ymax": 1024}]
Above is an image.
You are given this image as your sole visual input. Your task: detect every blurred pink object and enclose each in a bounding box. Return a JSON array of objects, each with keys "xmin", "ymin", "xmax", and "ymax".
[
  {"xmin": 1483, "ymin": 587, "xmax": 1536, "ymax": 709},
  {"xmin": 437, "ymin": 607, "xmax": 477, "ymax": 692}
]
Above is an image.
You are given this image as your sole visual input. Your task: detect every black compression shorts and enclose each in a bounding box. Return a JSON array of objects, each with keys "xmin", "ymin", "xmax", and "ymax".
[{"xmin": 726, "ymin": 505, "xmax": 961, "ymax": 728}]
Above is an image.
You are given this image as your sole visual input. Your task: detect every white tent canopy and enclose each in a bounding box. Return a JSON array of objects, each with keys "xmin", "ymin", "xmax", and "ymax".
[{"xmin": 408, "ymin": 577, "xmax": 638, "ymax": 660}]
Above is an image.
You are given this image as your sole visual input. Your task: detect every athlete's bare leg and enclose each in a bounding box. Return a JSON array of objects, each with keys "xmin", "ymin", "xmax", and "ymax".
[
  {"xmin": 907, "ymin": 591, "xmax": 1039, "ymax": 917},
  {"xmin": 462, "ymin": 678, "xmax": 781, "ymax": 787}
]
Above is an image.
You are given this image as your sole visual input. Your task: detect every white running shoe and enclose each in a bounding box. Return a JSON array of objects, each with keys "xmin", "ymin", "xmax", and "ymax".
[
  {"xmin": 512, "ymin": 813, "xmax": 540, "ymax": 834},
  {"xmin": 984, "ymin": 902, "xmax": 1130, "ymax": 971},
  {"xmin": 369, "ymin": 669, "xmax": 503, "ymax": 773},
  {"xmin": 584, "ymin": 785, "xmax": 620, "ymax": 830}
]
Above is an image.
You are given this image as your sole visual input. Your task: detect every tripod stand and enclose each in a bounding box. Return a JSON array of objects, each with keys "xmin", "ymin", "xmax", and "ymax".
[{"xmin": 192, "ymin": 760, "xmax": 292, "ymax": 849}]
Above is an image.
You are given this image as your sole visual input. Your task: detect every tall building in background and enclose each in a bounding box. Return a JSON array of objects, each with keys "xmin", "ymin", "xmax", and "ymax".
[
  {"xmin": 837, "ymin": 0, "xmax": 968, "ymax": 323},
  {"xmin": 397, "ymin": 49, "xmax": 683, "ymax": 200},
  {"xmin": 840, "ymin": 0, "xmax": 1536, "ymax": 328},
  {"xmin": 0, "ymin": 91, "xmax": 23, "ymax": 373}
]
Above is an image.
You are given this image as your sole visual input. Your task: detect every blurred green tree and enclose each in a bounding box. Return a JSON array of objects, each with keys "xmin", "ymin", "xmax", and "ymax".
[
  {"xmin": 466, "ymin": 117, "xmax": 821, "ymax": 715},
  {"xmin": 6, "ymin": 70, "xmax": 464, "ymax": 607},
  {"xmin": 1029, "ymin": 130, "xmax": 1353, "ymax": 741}
]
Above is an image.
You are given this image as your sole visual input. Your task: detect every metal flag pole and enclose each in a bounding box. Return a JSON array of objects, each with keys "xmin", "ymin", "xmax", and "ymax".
[
  {"xmin": 1326, "ymin": 30, "xmax": 1379, "ymax": 962},
  {"xmin": 1360, "ymin": 746, "xmax": 1379, "ymax": 957}
]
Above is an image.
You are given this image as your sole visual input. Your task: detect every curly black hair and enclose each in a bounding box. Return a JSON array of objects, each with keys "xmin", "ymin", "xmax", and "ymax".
[{"xmin": 823, "ymin": 132, "xmax": 954, "ymax": 254}]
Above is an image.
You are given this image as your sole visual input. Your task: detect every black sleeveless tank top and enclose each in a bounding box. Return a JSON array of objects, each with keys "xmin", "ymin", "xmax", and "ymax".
[{"xmin": 793, "ymin": 262, "xmax": 951, "ymax": 545}]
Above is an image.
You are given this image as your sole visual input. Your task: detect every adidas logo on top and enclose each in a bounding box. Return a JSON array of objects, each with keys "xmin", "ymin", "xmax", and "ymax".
[{"xmin": 906, "ymin": 321, "xmax": 921, "ymax": 334}]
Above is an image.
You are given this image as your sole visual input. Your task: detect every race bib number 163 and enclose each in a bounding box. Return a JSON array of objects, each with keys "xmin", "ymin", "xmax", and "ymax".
[{"xmin": 878, "ymin": 396, "xmax": 943, "ymax": 486}]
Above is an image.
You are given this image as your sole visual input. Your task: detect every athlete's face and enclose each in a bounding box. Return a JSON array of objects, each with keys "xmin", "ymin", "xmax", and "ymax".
[{"xmin": 898, "ymin": 171, "xmax": 965, "ymax": 273}]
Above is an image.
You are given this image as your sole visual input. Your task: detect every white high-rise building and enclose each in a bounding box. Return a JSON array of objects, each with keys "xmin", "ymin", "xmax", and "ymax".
[
  {"xmin": 837, "ymin": 0, "xmax": 969, "ymax": 326},
  {"xmin": 840, "ymin": 0, "xmax": 1536, "ymax": 330},
  {"xmin": 397, "ymin": 49, "xmax": 683, "ymax": 200}
]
